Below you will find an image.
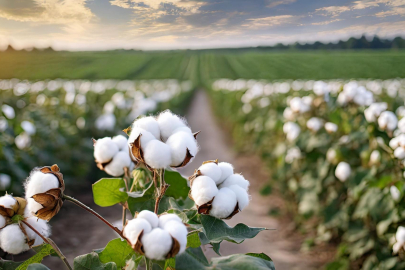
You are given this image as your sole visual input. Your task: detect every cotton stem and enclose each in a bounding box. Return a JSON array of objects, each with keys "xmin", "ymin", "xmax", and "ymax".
[{"xmin": 154, "ymin": 169, "xmax": 169, "ymax": 214}]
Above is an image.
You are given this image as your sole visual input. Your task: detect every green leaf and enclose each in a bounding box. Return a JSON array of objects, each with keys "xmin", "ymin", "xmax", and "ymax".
[
  {"xmin": 16, "ymin": 244, "xmax": 54, "ymax": 270},
  {"xmin": 211, "ymin": 254, "xmax": 276, "ymax": 270},
  {"xmin": 98, "ymin": 238, "xmax": 135, "ymax": 268},
  {"xmin": 26, "ymin": 264, "xmax": 50, "ymax": 270},
  {"xmin": 245, "ymin": 253, "xmax": 273, "ymax": 262},
  {"xmin": 164, "ymin": 258, "xmax": 176, "ymax": 269},
  {"xmin": 175, "ymin": 247, "xmax": 209, "ymax": 270},
  {"xmin": 74, "ymin": 252, "xmax": 117, "ymax": 270},
  {"xmin": 127, "ymin": 182, "xmax": 155, "ymax": 215},
  {"xmin": 200, "ymin": 215, "xmax": 267, "ymax": 244},
  {"xmin": 187, "ymin": 231, "xmax": 201, "ymax": 248},
  {"xmin": 122, "ymin": 255, "xmax": 144, "ymax": 270},
  {"xmin": 0, "ymin": 260, "xmax": 23, "ymax": 270},
  {"xmin": 92, "ymin": 178, "xmax": 128, "ymax": 207},
  {"xmin": 164, "ymin": 170, "xmax": 190, "ymax": 199}
]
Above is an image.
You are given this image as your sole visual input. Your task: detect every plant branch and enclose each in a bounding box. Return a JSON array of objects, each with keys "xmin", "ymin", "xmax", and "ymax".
[
  {"xmin": 122, "ymin": 167, "xmax": 131, "ymax": 227},
  {"xmin": 21, "ymin": 220, "xmax": 72, "ymax": 270},
  {"xmin": 154, "ymin": 169, "xmax": 169, "ymax": 214},
  {"xmin": 63, "ymin": 194, "xmax": 123, "ymax": 237}
]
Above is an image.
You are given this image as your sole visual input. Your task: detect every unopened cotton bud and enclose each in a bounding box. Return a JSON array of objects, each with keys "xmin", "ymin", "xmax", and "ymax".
[
  {"xmin": 220, "ymin": 174, "xmax": 249, "ymax": 191},
  {"xmin": 157, "ymin": 111, "xmax": 187, "ymax": 142},
  {"xmin": 141, "ymin": 228, "xmax": 173, "ymax": 260},
  {"xmin": 112, "ymin": 135, "xmax": 129, "ymax": 151},
  {"xmin": 198, "ymin": 163, "xmax": 222, "ymax": 184},
  {"xmin": 131, "ymin": 116, "xmax": 160, "ymax": 140},
  {"xmin": 324, "ymin": 122, "xmax": 338, "ymax": 133},
  {"xmin": 128, "ymin": 128, "xmax": 156, "ymax": 150},
  {"xmin": 166, "ymin": 132, "xmax": 198, "ymax": 167},
  {"xmin": 23, "ymin": 217, "xmax": 50, "ymax": 246},
  {"xmin": 143, "ymin": 140, "xmax": 172, "ymax": 169},
  {"xmin": 217, "ymin": 162, "xmax": 234, "ymax": 184},
  {"xmin": 191, "ymin": 176, "xmax": 218, "ymax": 206},
  {"xmin": 394, "ymin": 147, "xmax": 405, "ymax": 160},
  {"xmin": 369, "ymin": 150, "xmax": 381, "ymax": 165},
  {"xmin": 335, "ymin": 162, "xmax": 351, "ymax": 182},
  {"xmin": 0, "ymin": 224, "xmax": 29, "ymax": 254},
  {"xmin": 228, "ymin": 185, "xmax": 250, "ymax": 210},
  {"xmin": 306, "ymin": 117, "xmax": 323, "ymax": 132},
  {"xmin": 124, "ymin": 218, "xmax": 152, "ymax": 245},
  {"xmin": 94, "ymin": 137, "xmax": 119, "ymax": 163},
  {"xmin": 391, "ymin": 186, "xmax": 401, "ymax": 201},
  {"xmin": 158, "ymin": 214, "xmax": 182, "ymax": 229},
  {"xmin": 137, "ymin": 210, "xmax": 159, "ymax": 228},
  {"xmin": 104, "ymin": 151, "xmax": 132, "ymax": 177},
  {"xmin": 378, "ymin": 111, "xmax": 398, "ymax": 131},
  {"xmin": 210, "ymin": 187, "xmax": 237, "ymax": 219},
  {"xmin": 163, "ymin": 220, "xmax": 188, "ymax": 254}
]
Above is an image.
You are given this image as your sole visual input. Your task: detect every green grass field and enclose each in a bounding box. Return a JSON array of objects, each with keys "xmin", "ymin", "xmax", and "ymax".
[{"xmin": 0, "ymin": 50, "xmax": 404, "ymax": 82}]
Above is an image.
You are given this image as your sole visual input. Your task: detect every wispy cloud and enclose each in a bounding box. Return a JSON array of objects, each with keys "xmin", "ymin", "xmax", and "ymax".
[{"xmin": 314, "ymin": 6, "xmax": 351, "ymax": 17}]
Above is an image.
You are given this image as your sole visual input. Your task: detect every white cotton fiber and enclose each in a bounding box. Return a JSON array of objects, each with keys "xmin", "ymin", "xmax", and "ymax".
[
  {"xmin": 198, "ymin": 163, "xmax": 222, "ymax": 184},
  {"xmin": 191, "ymin": 176, "xmax": 218, "ymax": 206},
  {"xmin": 163, "ymin": 220, "xmax": 188, "ymax": 254},
  {"xmin": 94, "ymin": 137, "xmax": 119, "ymax": 163},
  {"xmin": 104, "ymin": 151, "xmax": 132, "ymax": 177},
  {"xmin": 143, "ymin": 140, "xmax": 172, "ymax": 169},
  {"xmin": 166, "ymin": 132, "xmax": 198, "ymax": 167},
  {"xmin": 25, "ymin": 171, "xmax": 60, "ymax": 215},
  {"xmin": 123, "ymin": 218, "xmax": 152, "ymax": 245},
  {"xmin": 209, "ymin": 187, "xmax": 237, "ymax": 219},
  {"xmin": 219, "ymin": 174, "xmax": 249, "ymax": 191},
  {"xmin": 228, "ymin": 185, "xmax": 250, "ymax": 210},
  {"xmin": 23, "ymin": 217, "xmax": 50, "ymax": 246},
  {"xmin": 217, "ymin": 162, "xmax": 234, "ymax": 184},
  {"xmin": 0, "ymin": 215, "xmax": 6, "ymax": 229},
  {"xmin": 0, "ymin": 194, "xmax": 16, "ymax": 209},
  {"xmin": 158, "ymin": 214, "xmax": 182, "ymax": 229},
  {"xmin": 157, "ymin": 111, "xmax": 187, "ymax": 142},
  {"xmin": 141, "ymin": 228, "xmax": 173, "ymax": 260},
  {"xmin": 131, "ymin": 116, "xmax": 161, "ymax": 140},
  {"xmin": 112, "ymin": 135, "xmax": 129, "ymax": 151},
  {"xmin": 0, "ymin": 224, "xmax": 29, "ymax": 254},
  {"xmin": 172, "ymin": 126, "xmax": 192, "ymax": 135},
  {"xmin": 128, "ymin": 128, "xmax": 156, "ymax": 149},
  {"xmin": 137, "ymin": 210, "xmax": 159, "ymax": 228}
]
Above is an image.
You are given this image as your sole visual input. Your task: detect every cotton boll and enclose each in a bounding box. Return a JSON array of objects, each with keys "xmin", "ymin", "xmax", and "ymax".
[
  {"xmin": 142, "ymin": 228, "xmax": 173, "ymax": 260},
  {"xmin": 163, "ymin": 220, "xmax": 188, "ymax": 254},
  {"xmin": 137, "ymin": 210, "xmax": 159, "ymax": 228},
  {"xmin": 157, "ymin": 111, "xmax": 187, "ymax": 142},
  {"xmin": 324, "ymin": 122, "xmax": 338, "ymax": 133},
  {"xmin": 398, "ymin": 118, "xmax": 405, "ymax": 134},
  {"xmin": 0, "ymin": 215, "xmax": 6, "ymax": 229},
  {"xmin": 0, "ymin": 224, "xmax": 29, "ymax": 254},
  {"xmin": 217, "ymin": 162, "xmax": 234, "ymax": 184},
  {"xmin": 198, "ymin": 163, "xmax": 222, "ymax": 184},
  {"xmin": 131, "ymin": 116, "xmax": 160, "ymax": 140},
  {"xmin": 128, "ymin": 128, "xmax": 155, "ymax": 150},
  {"xmin": 390, "ymin": 137, "xmax": 400, "ymax": 149},
  {"xmin": 166, "ymin": 132, "xmax": 198, "ymax": 167},
  {"xmin": 306, "ymin": 117, "xmax": 323, "ymax": 132},
  {"xmin": 143, "ymin": 140, "xmax": 172, "ymax": 169},
  {"xmin": 369, "ymin": 150, "xmax": 381, "ymax": 165},
  {"xmin": 283, "ymin": 107, "xmax": 295, "ymax": 121},
  {"xmin": 219, "ymin": 174, "xmax": 250, "ymax": 191},
  {"xmin": 283, "ymin": 122, "xmax": 300, "ymax": 142},
  {"xmin": 191, "ymin": 176, "xmax": 218, "ymax": 206},
  {"xmin": 112, "ymin": 135, "xmax": 128, "ymax": 151},
  {"xmin": 172, "ymin": 126, "xmax": 192, "ymax": 135},
  {"xmin": 335, "ymin": 162, "xmax": 351, "ymax": 182},
  {"xmin": 396, "ymin": 226, "xmax": 405, "ymax": 244},
  {"xmin": 394, "ymin": 147, "xmax": 405, "ymax": 159},
  {"xmin": 378, "ymin": 111, "xmax": 398, "ymax": 131},
  {"xmin": 94, "ymin": 137, "xmax": 119, "ymax": 163},
  {"xmin": 391, "ymin": 186, "xmax": 401, "ymax": 202},
  {"xmin": 158, "ymin": 214, "xmax": 182, "ymax": 229},
  {"xmin": 104, "ymin": 151, "xmax": 132, "ymax": 177},
  {"xmin": 210, "ymin": 187, "xmax": 237, "ymax": 219},
  {"xmin": 23, "ymin": 217, "xmax": 50, "ymax": 246},
  {"xmin": 123, "ymin": 219, "xmax": 152, "ymax": 245},
  {"xmin": 0, "ymin": 194, "xmax": 16, "ymax": 209},
  {"xmin": 228, "ymin": 185, "xmax": 250, "ymax": 210},
  {"xmin": 25, "ymin": 171, "xmax": 60, "ymax": 214}
]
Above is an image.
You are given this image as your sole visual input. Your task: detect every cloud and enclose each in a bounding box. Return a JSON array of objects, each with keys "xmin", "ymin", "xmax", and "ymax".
[
  {"xmin": 352, "ymin": 0, "xmax": 405, "ymax": 9},
  {"xmin": 243, "ymin": 15, "xmax": 297, "ymax": 29},
  {"xmin": 314, "ymin": 6, "xmax": 351, "ymax": 17},
  {"xmin": 267, "ymin": 0, "xmax": 296, "ymax": 8},
  {"xmin": 311, "ymin": 19, "xmax": 342, "ymax": 25},
  {"xmin": 375, "ymin": 6, "xmax": 405, "ymax": 16}
]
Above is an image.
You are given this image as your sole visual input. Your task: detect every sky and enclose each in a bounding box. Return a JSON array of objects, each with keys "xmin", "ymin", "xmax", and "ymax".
[{"xmin": 0, "ymin": 0, "xmax": 404, "ymax": 50}]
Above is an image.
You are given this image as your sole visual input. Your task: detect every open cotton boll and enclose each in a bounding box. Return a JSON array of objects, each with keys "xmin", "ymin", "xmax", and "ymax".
[
  {"xmin": 141, "ymin": 228, "xmax": 173, "ymax": 260},
  {"xmin": 391, "ymin": 186, "xmax": 401, "ymax": 201},
  {"xmin": 219, "ymin": 174, "xmax": 250, "ymax": 191},
  {"xmin": 378, "ymin": 111, "xmax": 398, "ymax": 131},
  {"xmin": 128, "ymin": 128, "xmax": 156, "ymax": 150},
  {"xmin": 104, "ymin": 151, "xmax": 132, "ymax": 177},
  {"xmin": 191, "ymin": 176, "xmax": 218, "ymax": 206},
  {"xmin": 137, "ymin": 210, "xmax": 159, "ymax": 228},
  {"xmin": 94, "ymin": 137, "xmax": 119, "ymax": 163},
  {"xmin": 163, "ymin": 220, "xmax": 188, "ymax": 254},
  {"xmin": 157, "ymin": 111, "xmax": 187, "ymax": 142},
  {"xmin": 394, "ymin": 147, "xmax": 405, "ymax": 159},
  {"xmin": 198, "ymin": 163, "xmax": 222, "ymax": 184},
  {"xmin": 324, "ymin": 122, "xmax": 338, "ymax": 133},
  {"xmin": 228, "ymin": 185, "xmax": 250, "ymax": 210},
  {"xmin": 398, "ymin": 118, "xmax": 405, "ymax": 134},
  {"xmin": 172, "ymin": 126, "xmax": 192, "ymax": 135},
  {"xmin": 335, "ymin": 162, "xmax": 351, "ymax": 182},
  {"xmin": 166, "ymin": 132, "xmax": 198, "ymax": 167},
  {"xmin": 131, "ymin": 116, "xmax": 160, "ymax": 140},
  {"xmin": 158, "ymin": 214, "xmax": 182, "ymax": 229},
  {"xmin": 210, "ymin": 187, "xmax": 237, "ymax": 219},
  {"xmin": 217, "ymin": 162, "xmax": 234, "ymax": 184},
  {"xmin": 112, "ymin": 135, "xmax": 129, "ymax": 151},
  {"xmin": 123, "ymin": 219, "xmax": 152, "ymax": 245},
  {"xmin": 0, "ymin": 215, "xmax": 6, "ymax": 229},
  {"xmin": 306, "ymin": 117, "xmax": 323, "ymax": 132},
  {"xmin": 25, "ymin": 171, "xmax": 60, "ymax": 214},
  {"xmin": 143, "ymin": 140, "xmax": 172, "ymax": 169},
  {"xmin": 283, "ymin": 122, "xmax": 300, "ymax": 142},
  {"xmin": 0, "ymin": 194, "xmax": 16, "ymax": 209},
  {"xmin": 0, "ymin": 224, "xmax": 29, "ymax": 254},
  {"xmin": 23, "ymin": 217, "xmax": 50, "ymax": 246}
]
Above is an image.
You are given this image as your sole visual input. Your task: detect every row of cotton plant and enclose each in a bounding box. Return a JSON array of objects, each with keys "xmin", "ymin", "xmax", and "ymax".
[
  {"xmin": 210, "ymin": 78, "xmax": 405, "ymax": 269},
  {"xmin": 0, "ymin": 109, "xmax": 273, "ymax": 270}
]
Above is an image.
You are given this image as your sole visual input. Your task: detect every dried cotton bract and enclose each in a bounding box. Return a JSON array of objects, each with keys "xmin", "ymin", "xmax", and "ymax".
[
  {"xmin": 127, "ymin": 110, "xmax": 199, "ymax": 169},
  {"xmin": 123, "ymin": 210, "xmax": 187, "ymax": 260},
  {"xmin": 189, "ymin": 160, "xmax": 250, "ymax": 219}
]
